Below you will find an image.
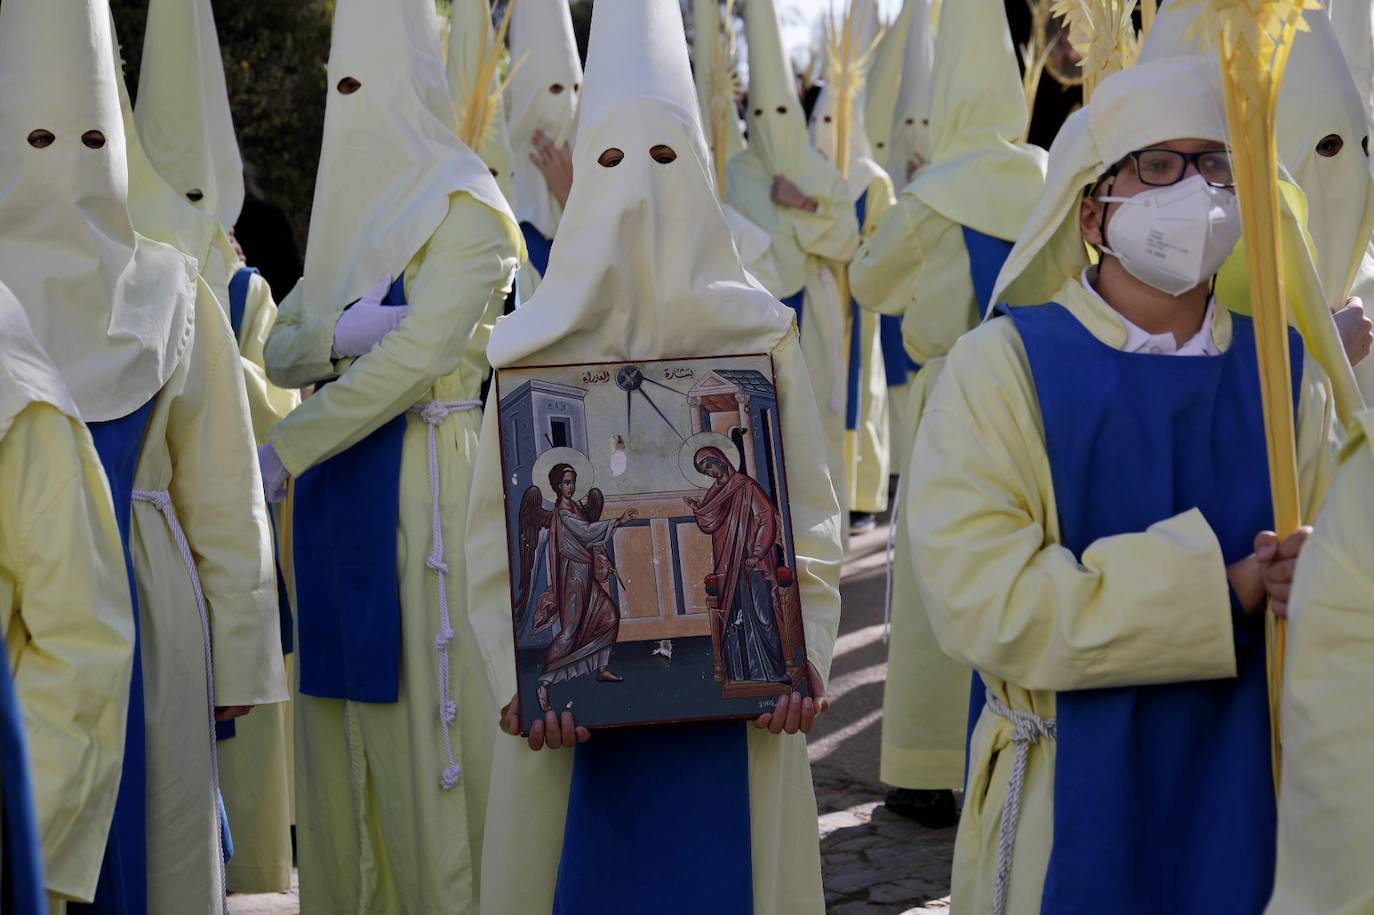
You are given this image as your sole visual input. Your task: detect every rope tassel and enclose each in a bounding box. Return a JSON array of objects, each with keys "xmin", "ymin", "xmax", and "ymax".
[{"xmin": 410, "ymin": 399, "xmax": 482, "ymax": 790}]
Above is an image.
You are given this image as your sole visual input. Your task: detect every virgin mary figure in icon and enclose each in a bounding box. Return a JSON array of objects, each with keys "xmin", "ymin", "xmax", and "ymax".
[
  {"xmin": 686, "ymin": 446, "xmax": 789, "ymax": 684},
  {"xmin": 517, "ymin": 460, "xmax": 637, "ymax": 711}
]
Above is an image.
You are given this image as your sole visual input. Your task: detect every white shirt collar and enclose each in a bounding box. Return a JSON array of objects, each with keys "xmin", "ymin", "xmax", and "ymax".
[{"xmin": 1079, "ymin": 269, "xmax": 1220, "ymax": 357}]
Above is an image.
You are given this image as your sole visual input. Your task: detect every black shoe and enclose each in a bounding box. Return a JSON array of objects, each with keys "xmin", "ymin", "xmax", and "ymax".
[
  {"xmin": 883, "ymin": 787, "xmax": 960, "ymax": 828},
  {"xmin": 849, "ymin": 511, "xmax": 877, "ymax": 534}
]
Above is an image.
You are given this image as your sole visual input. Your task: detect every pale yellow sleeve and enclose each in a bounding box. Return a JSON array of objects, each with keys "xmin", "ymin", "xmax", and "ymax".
[
  {"xmin": 907, "ymin": 319, "xmax": 1239, "ymax": 693},
  {"xmin": 770, "ymin": 333, "xmax": 844, "ymax": 683},
  {"xmin": 1269, "ymin": 429, "xmax": 1374, "ymax": 915},
  {"xmin": 1294, "ymin": 352, "xmax": 1340, "ymax": 524},
  {"xmin": 269, "ymin": 194, "xmax": 519, "ymax": 476},
  {"xmin": 236, "ymin": 272, "xmax": 300, "ymax": 445},
  {"xmin": 262, "ymin": 281, "xmax": 333, "ymax": 392},
  {"xmin": 901, "ymin": 206, "xmax": 979, "ymax": 364},
  {"xmin": 1, "ymin": 405, "xmax": 134, "ymax": 902},
  {"xmin": 463, "ymin": 403, "xmax": 524, "ymax": 706},
  {"xmin": 784, "ymin": 176, "xmax": 861, "ymax": 266},
  {"xmin": 168, "ymin": 286, "xmax": 287, "ymax": 707},
  {"xmin": 850, "ymin": 194, "xmax": 922, "ymax": 317}
]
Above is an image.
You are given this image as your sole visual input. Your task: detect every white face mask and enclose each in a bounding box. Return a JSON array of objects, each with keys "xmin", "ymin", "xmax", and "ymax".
[{"xmin": 1098, "ymin": 173, "xmax": 1242, "ymax": 296}]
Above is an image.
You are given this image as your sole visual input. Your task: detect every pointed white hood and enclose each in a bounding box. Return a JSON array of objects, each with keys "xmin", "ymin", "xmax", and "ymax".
[
  {"xmin": 0, "ymin": 0, "xmax": 195, "ymax": 422},
  {"xmin": 886, "ymin": 0, "xmax": 936, "ymax": 184},
  {"xmin": 907, "ymin": 0, "xmax": 1045, "ymax": 239},
  {"xmin": 134, "ymin": 0, "xmax": 245, "ymax": 230},
  {"xmin": 505, "ymin": 0, "xmax": 583, "ymax": 238},
  {"xmin": 114, "ymin": 14, "xmax": 219, "ymax": 274},
  {"xmin": 487, "ymin": 0, "xmax": 790, "ymax": 368},
  {"xmin": 808, "ymin": 0, "xmax": 889, "ymax": 197},
  {"xmin": 864, "ymin": 0, "xmax": 914, "ymax": 166},
  {"xmin": 735, "ymin": 0, "xmax": 839, "ymax": 194},
  {"xmin": 283, "ymin": 0, "xmax": 513, "ymax": 383},
  {"xmin": 447, "ymin": 0, "xmax": 517, "ymax": 205}
]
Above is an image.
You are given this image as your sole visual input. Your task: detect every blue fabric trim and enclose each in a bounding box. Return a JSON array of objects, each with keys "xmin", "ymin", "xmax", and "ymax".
[
  {"xmin": 1008, "ymin": 303, "xmax": 1302, "ymax": 914},
  {"xmin": 960, "ymin": 226, "xmax": 1015, "ymax": 319},
  {"xmin": 0, "ymin": 651, "xmax": 44, "ymax": 913},
  {"xmin": 76, "ymin": 399, "xmax": 156, "ymax": 915},
  {"xmin": 879, "ymin": 315, "xmax": 916, "ymax": 387},
  {"xmin": 227, "ymin": 266, "xmax": 259, "ymax": 343},
  {"xmin": 292, "ymin": 274, "xmax": 408, "ymax": 703},
  {"xmin": 554, "ymin": 723, "xmax": 753, "ymax": 915},
  {"xmin": 520, "ymin": 221, "xmax": 553, "ymax": 281},
  {"xmin": 780, "ymin": 289, "xmax": 805, "ymax": 329}
]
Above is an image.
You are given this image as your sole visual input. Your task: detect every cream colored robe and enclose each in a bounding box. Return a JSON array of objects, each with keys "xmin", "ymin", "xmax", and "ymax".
[
  {"xmin": 130, "ymin": 280, "xmax": 289, "ymax": 913},
  {"xmin": 0, "ymin": 403, "xmax": 133, "ymax": 906},
  {"xmin": 266, "ymin": 192, "xmax": 519, "ymax": 915},
  {"xmin": 844, "ymin": 172, "xmax": 894, "ymax": 515},
  {"xmin": 1268, "ymin": 409, "xmax": 1374, "ymax": 915},
  {"xmin": 850, "ymin": 193, "xmax": 980, "ymax": 790},
  {"xmin": 202, "ymin": 240, "xmax": 300, "ymax": 895},
  {"xmin": 909, "ymin": 280, "xmax": 1338, "ymax": 914},
  {"xmin": 470, "ymin": 332, "xmax": 843, "ymax": 915},
  {"xmin": 727, "ymin": 154, "xmax": 861, "ymax": 537}
]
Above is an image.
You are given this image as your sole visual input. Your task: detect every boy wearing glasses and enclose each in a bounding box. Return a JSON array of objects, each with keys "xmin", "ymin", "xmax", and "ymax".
[{"xmin": 905, "ymin": 57, "xmax": 1337, "ymax": 914}]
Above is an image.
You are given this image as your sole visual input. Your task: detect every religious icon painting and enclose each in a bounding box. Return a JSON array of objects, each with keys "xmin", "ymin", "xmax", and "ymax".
[{"xmin": 495, "ymin": 354, "xmax": 810, "ymax": 733}]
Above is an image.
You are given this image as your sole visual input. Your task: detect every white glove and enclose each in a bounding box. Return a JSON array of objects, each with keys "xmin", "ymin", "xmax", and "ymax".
[
  {"xmin": 332, "ymin": 275, "xmax": 407, "ymax": 357},
  {"xmin": 258, "ymin": 442, "xmax": 290, "ymax": 505}
]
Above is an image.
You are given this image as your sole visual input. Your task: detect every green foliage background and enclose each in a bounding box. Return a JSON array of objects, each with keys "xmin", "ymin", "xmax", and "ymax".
[{"xmin": 112, "ymin": 0, "xmax": 334, "ymax": 250}]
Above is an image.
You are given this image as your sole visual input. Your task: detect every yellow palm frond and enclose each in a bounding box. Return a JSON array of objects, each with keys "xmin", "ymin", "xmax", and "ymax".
[
  {"xmin": 1049, "ymin": 0, "xmax": 1141, "ymax": 100},
  {"xmin": 823, "ymin": 1, "xmax": 885, "ymax": 179},
  {"xmin": 1177, "ymin": 0, "xmax": 1321, "ymax": 792},
  {"xmin": 706, "ymin": 0, "xmax": 741, "ymax": 199},
  {"xmin": 455, "ymin": 0, "xmax": 521, "ymax": 153}
]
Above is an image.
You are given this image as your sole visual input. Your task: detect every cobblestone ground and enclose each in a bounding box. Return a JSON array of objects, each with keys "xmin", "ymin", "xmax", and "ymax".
[{"xmin": 230, "ymin": 511, "xmax": 953, "ymax": 913}]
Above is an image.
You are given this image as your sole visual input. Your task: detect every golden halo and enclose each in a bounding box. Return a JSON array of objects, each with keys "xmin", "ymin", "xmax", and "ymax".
[
  {"xmin": 532, "ymin": 447, "xmax": 595, "ymax": 503},
  {"xmin": 678, "ymin": 431, "xmax": 741, "ymax": 488}
]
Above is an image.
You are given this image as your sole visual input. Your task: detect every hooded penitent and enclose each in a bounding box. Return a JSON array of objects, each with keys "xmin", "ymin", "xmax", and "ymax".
[
  {"xmin": 1277, "ymin": 4, "xmax": 1374, "ymax": 311},
  {"xmin": 908, "ymin": 0, "xmax": 1045, "ymax": 240},
  {"xmin": 1330, "ymin": 0, "xmax": 1374, "ymax": 130},
  {"xmin": 487, "ymin": 0, "xmax": 792, "ymax": 367},
  {"xmin": 447, "ymin": 0, "xmax": 517, "ymax": 205},
  {"xmin": 809, "ymin": 0, "xmax": 886, "ymax": 194},
  {"xmin": 135, "ymin": 0, "xmax": 244, "ymax": 230},
  {"xmin": 729, "ymin": 0, "xmax": 855, "ymax": 300},
  {"xmin": 505, "ymin": 0, "xmax": 582, "ymax": 240},
  {"xmin": 472, "ymin": 2, "xmax": 840, "ymax": 913},
  {"xmin": 113, "ymin": 15, "xmax": 220, "ymax": 277},
  {"xmin": 863, "ymin": 0, "xmax": 913, "ymax": 166},
  {"xmin": 0, "ymin": 0, "xmax": 196, "ymax": 423},
  {"xmin": 268, "ymin": 0, "xmax": 510, "ymax": 389},
  {"xmin": 886, "ymin": 0, "xmax": 936, "ymax": 183}
]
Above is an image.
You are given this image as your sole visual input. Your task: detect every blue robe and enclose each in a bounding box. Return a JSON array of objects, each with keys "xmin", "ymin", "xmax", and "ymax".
[
  {"xmin": 73, "ymin": 399, "xmax": 155, "ymax": 915},
  {"xmin": 293, "ymin": 274, "xmax": 408, "ymax": 703},
  {"xmin": 1009, "ymin": 301, "xmax": 1300, "ymax": 913}
]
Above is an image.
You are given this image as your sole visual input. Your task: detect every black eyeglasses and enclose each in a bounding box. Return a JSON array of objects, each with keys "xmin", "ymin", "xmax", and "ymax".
[{"xmin": 1117, "ymin": 148, "xmax": 1235, "ymax": 189}]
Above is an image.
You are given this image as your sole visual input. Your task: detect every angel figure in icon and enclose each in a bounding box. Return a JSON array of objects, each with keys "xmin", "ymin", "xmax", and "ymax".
[
  {"xmin": 517, "ymin": 455, "xmax": 637, "ymax": 712},
  {"xmin": 685, "ymin": 445, "xmax": 789, "ymax": 684}
]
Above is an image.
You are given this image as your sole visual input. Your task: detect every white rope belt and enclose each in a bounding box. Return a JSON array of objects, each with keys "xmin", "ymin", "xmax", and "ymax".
[
  {"xmin": 882, "ymin": 477, "xmax": 901, "ymax": 643},
  {"xmin": 408, "ymin": 399, "xmax": 481, "ymax": 790},
  {"xmin": 984, "ymin": 691, "xmax": 1056, "ymax": 915},
  {"xmin": 131, "ymin": 489, "xmax": 228, "ymax": 915}
]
